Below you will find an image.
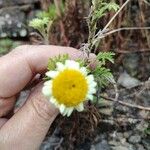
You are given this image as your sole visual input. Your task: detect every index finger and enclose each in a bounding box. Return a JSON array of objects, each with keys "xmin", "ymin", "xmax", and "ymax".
[{"xmin": 0, "ymin": 45, "xmax": 88, "ymax": 98}]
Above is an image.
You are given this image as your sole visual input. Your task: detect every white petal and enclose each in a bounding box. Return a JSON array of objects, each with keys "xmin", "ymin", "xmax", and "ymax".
[
  {"xmin": 65, "ymin": 60, "xmax": 80, "ymax": 69},
  {"xmin": 46, "ymin": 71, "xmax": 58, "ymax": 78},
  {"xmin": 76, "ymin": 103, "xmax": 84, "ymax": 112},
  {"xmin": 42, "ymin": 86, "xmax": 51, "ymax": 97},
  {"xmin": 88, "ymin": 87, "xmax": 96, "ymax": 94},
  {"xmin": 87, "ymin": 94, "xmax": 94, "ymax": 101},
  {"xmin": 80, "ymin": 67, "xmax": 88, "ymax": 76},
  {"xmin": 50, "ymin": 97, "xmax": 57, "ymax": 105},
  {"xmin": 66, "ymin": 107, "xmax": 74, "ymax": 117},
  {"xmin": 56, "ymin": 62, "xmax": 65, "ymax": 71},
  {"xmin": 59, "ymin": 104, "xmax": 66, "ymax": 114},
  {"xmin": 90, "ymin": 81, "xmax": 97, "ymax": 88},
  {"xmin": 86, "ymin": 75, "xmax": 94, "ymax": 84},
  {"xmin": 44, "ymin": 80, "xmax": 52, "ymax": 86},
  {"xmin": 61, "ymin": 107, "xmax": 69, "ymax": 116}
]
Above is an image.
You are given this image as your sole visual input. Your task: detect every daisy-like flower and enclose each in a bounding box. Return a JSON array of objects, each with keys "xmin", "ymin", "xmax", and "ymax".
[{"xmin": 42, "ymin": 60, "xmax": 97, "ymax": 117}]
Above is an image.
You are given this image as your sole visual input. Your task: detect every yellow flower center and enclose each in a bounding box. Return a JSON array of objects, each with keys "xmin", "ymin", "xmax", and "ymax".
[{"xmin": 52, "ymin": 69, "xmax": 88, "ymax": 107}]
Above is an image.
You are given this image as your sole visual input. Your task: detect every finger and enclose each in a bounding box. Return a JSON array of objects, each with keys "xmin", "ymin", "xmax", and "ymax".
[
  {"xmin": 0, "ymin": 118, "xmax": 7, "ymax": 128},
  {"xmin": 0, "ymin": 45, "xmax": 92, "ymax": 98},
  {"xmin": 0, "ymin": 83, "xmax": 59, "ymax": 150},
  {"xmin": 0, "ymin": 96, "xmax": 16, "ymax": 117}
]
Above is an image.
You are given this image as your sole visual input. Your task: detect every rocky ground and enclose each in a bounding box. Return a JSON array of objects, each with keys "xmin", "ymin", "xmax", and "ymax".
[
  {"xmin": 0, "ymin": 0, "xmax": 40, "ymax": 38},
  {"xmin": 39, "ymin": 88, "xmax": 149, "ymax": 150}
]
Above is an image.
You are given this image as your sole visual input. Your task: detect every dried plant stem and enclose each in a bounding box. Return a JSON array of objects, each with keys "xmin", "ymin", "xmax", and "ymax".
[
  {"xmin": 103, "ymin": 0, "xmax": 131, "ymax": 31},
  {"xmin": 100, "ymin": 95, "xmax": 150, "ymax": 111},
  {"xmin": 40, "ymin": 0, "xmax": 50, "ymax": 11},
  {"xmin": 54, "ymin": 0, "xmax": 69, "ymax": 45},
  {"xmin": 98, "ymin": 27, "xmax": 150, "ymax": 40},
  {"xmin": 143, "ymin": 0, "xmax": 150, "ymax": 6},
  {"xmin": 114, "ymin": 48, "xmax": 150, "ymax": 54},
  {"xmin": 112, "ymin": 82, "xmax": 119, "ymax": 101},
  {"xmin": 54, "ymin": 138, "xmax": 64, "ymax": 150},
  {"xmin": 101, "ymin": 117, "xmax": 149, "ymax": 124},
  {"xmin": 54, "ymin": 0, "xmax": 62, "ymax": 17},
  {"xmin": 91, "ymin": 0, "xmax": 131, "ymax": 53},
  {"xmin": 138, "ymin": 0, "xmax": 150, "ymax": 49}
]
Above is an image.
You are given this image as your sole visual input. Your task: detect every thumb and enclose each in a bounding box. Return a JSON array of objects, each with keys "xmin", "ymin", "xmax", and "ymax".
[{"xmin": 0, "ymin": 83, "xmax": 59, "ymax": 150}]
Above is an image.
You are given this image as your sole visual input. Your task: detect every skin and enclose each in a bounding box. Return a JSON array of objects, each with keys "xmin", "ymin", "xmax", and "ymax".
[{"xmin": 0, "ymin": 45, "xmax": 95, "ymax": 150}]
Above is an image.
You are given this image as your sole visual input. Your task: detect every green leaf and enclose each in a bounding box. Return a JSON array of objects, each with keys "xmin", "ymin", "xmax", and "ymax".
[
  {"xmin": 37, "ymin": 4, "xmax": 56, "ymax": 20},
  {"xmin": 97, "ymin": 52, "xmax": 115, "ymax": 65},
  {"xmin": 29, "ymin": 17, "xmax": 50, "ymax": 30},
  {"xmin": 107, "ymin": 2, "xmax": 120, "ymax": 12},
  {"xmin": 93, "ymin": 2, "xmax": 119, "ymax": 21},
  {"xmin": 37, "ymin": 1, "xmax": 65, "ymax": 20},
  {"xmin": 55, "ymin": 54, "xmax": 69, "ymax": 64},
  {"xmin": 144, "ymin": 127, "xmax": 150, "ymax": 135},
  {"xmin": 47, "ymin": 54, "xmax": 69, "ymax": 71},
  {"xmin": 93, "ymin": 66, "xmax": 115, "ymax": 87},
  {"xmin": 76, "ymin": 59, "xmax": 86, "ymax": 67},
  {"xmin": 47, "ymin": 58, "xmax": 56, "ymax": 71},
  {"xmin": 0, "ymin": 39, "xmax": 19, "ymax": 55}
]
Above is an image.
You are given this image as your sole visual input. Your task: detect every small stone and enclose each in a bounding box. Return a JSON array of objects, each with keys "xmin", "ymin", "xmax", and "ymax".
[
  {"xmin": 90, "ymin": 145, "xmax": 95, "ymax": 150},
  {"xmin": 1, "ymin": 32, "xmax": 7, "ymax": 37},
  {"xmin": 108, "ymin": 140, "xmax": 120, "ymax": 146},
  {"xmin": 118, "ymin": 71, "xmax": 141, "ymax": 89},
  {"xmin": 115, "ymin": 104, "xmax": 129, "ymax": 113},
  {"xmin": 123, "ymin": 131, "xmax": 132, "ymax": 138},
  {"xmin": 19, "ymin": 29, "xmax": 27, "ymax": 37},
  {"xmin": 5, "ymin": 14, "xmax": 10, "ymax": 19},
  {"xmin": 112, "ymin": 146, "xmax": 129, "ymax": 150},
  {"xmin": 0, "ymin": 7, "xmax": 26, "ymax": 38},
  {"xmin": 142, "ymin": 138, "xmax": 150, "ymax": 150},
  {"xmin": 136, "ymin": 121, "xmax": 149, "ymax": 132},
  {"xmin": 128, "ymin": 135, "xmax": 141, "ymax": 144},
  {"xmin": 114, "ymin": 144, "xmax": 136, "ymax": 150},
  {"xmin": 94, "ymin": 140, "xmax": 111, "ymax": 150},
  {"xmin": 99, "ymin": 108, "xmax": 113, "ymax": 116},
  {"xmin": 12, "ymin": 32, "xmax": 17, "ymax": 37},
  {"xmin": 123, "ymin": 53, "xmax": 140, "ymax": 76},
  {"xmin": 135, "ymin": 144, "xmax": 145, "ymax": 150},
  {"xmin": 17, "ymin": 23, "xmax": 22, "ymax": 28},
  {"xmin": 40, "ymin": 128, "xmax": 61, "ymax": 150},
  {"xmin": 7, "ymin": 20, "xmax": 12, "ymax": 25},
  {"xmin": 139, "ymin": 110, "xmax": 149, "ymax": 119},
  {"xmin": 116, "ymin": 132, "xmax": 124, "ymax": 139},
  {"xmin": 120, "ymin": 138, "xmax": 126, "ymax": 144}
]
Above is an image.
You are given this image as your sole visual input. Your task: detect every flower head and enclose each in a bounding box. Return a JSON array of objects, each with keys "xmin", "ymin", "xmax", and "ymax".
[{"xmin": 42, "ymin": 60, "xmax": 97, "ymax": 117}]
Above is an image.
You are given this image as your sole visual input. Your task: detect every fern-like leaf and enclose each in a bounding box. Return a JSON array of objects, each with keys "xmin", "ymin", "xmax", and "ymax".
[
  {"xmin": 93, "ymin": 66, "xmax": 115, "ymax": 87},
  {"xmin": 47, "ymin": 54, "xmax": 69, "ymax": 71},
  {"xmin": 93, "ymin": 2, "xmax": 119, "ymax": 20},
  {"xmin": 97, "ymin": 52, "xmax": 115, "ymax": 65},
  {"xmin": 29, "ymin": 17, "xmax": 50, "ymax": 30}
]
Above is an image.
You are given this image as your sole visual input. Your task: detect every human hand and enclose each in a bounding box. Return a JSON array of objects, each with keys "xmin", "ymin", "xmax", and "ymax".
[{"xmin": 0, "ymin": 45, "xmax": 94, "ymax": 150}]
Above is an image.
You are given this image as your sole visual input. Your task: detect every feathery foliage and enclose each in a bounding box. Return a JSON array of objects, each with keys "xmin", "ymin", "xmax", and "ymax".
[
  {"xmin": 97, "ymin": 52, "xmax": 115, "ymax": 65},
  {"xmin": 29, "ymin": 2, "xmax": 64, "ymax": 44},
  {"xmin": 87, "ymin": 0, "xmax": 119, "ymax": 50},
  {"xmin": 47, "ymin": 54, "xmax": 69, "ymax": 71},
  {"xmin": 85, "ymin": 0, "xmax": 118, "ymax": 88}
]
